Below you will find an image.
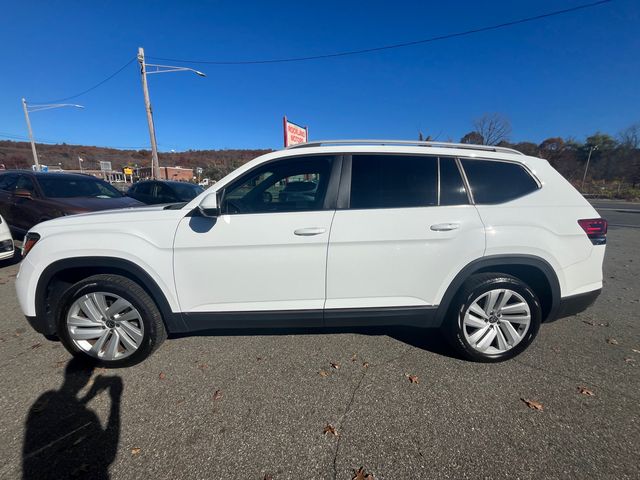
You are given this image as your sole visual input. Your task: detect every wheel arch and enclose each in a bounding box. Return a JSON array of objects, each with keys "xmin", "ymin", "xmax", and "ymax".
[
  {"xmin": 435, "ymin": 255, "xmax": 561, "ymax": 326},
  {"xmin": 35, "ymin": 257, "xmax": 187, "ymax": 335}
]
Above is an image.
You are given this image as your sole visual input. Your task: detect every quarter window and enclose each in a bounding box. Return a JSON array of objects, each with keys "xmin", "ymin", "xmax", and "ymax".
[
  {"xmin": 461, "ymin": 159, "xmax": 539, "ymax": 204},
  {"xmin": 350, "ymin": 155, "xmax": 438, "ymax": 209}
]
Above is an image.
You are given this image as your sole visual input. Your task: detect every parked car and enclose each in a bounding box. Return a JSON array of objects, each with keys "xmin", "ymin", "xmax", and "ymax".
[
  {"xmin": 278, "ymin": 180, "xmax": 318, "ymax": 203},
  {"xmin": 16, "ymin": 140, "xmax": 606, "ymax": 367},
  {"xmin": 0, "ymin": 214, "xmax": 14, "ymax": 261},
  {"xmin": 0, "ymin": 171, "xmax": 143, "ymax": 236},
  {"xmin": 127, "ymin": 180, "xmax": 204, "ymax": 205}
]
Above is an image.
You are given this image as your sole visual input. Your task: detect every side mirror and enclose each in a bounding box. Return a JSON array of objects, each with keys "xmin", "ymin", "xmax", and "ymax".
[
  {"xmin": 198, "ymin": 192, "xmax": 219, "ymax": 218},
  {"xmin": 13, "ymin": 189, "xmax": 33, "ymax": 200}
]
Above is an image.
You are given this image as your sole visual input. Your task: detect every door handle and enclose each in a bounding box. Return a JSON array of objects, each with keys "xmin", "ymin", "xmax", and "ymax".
[
  {"xmin": 430, "ymin": 222, "xmax": 460, "ymax": 232},
  {"xmin": 294, "ymin": 227, "xmax": 326, "ymax": 236}
]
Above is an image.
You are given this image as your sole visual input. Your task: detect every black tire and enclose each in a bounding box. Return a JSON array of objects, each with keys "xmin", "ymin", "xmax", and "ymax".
[
  {"xmin": 56, "ymin": 274, "xmax": 167, "ymax": 368},
  {"xmin": 443, "ymin": 273, "xmax": 541, "ymax": 362}
]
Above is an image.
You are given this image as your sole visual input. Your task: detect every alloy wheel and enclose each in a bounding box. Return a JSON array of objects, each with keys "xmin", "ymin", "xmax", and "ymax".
[
  {"xmin": 462, "ymin": 288, "xmax": 531, "ymax": 354},
  {"xmin": 66, "ymin": 292, "xmax": 145, "ymax": 361}
]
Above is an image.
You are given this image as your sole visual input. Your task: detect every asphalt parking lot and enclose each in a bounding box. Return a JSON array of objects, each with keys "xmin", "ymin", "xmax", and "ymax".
[{"xmin": 0, "ymin": 202, "xmax": 638, "ymax": 480}]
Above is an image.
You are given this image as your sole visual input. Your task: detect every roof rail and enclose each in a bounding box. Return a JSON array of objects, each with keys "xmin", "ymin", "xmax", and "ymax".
[{"xmin": 286, "ymin": 139, "xmax": 524, "ymax": 155}]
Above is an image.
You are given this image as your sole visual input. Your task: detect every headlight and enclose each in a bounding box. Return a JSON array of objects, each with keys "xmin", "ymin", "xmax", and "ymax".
[{"xmin": 22, "ymin": 232, "xmax": 41, "ymax": 257}]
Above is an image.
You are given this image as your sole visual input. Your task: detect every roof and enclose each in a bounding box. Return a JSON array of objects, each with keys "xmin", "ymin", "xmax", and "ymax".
[
  {"xmin": 0, "ymin": 170, "xmax": 97, "ymax": 179},
  {"xmin": 135, "ymin": 180, "xmax": 200, "ymax": 186},
  {"xmin": 286, "ymin": 139, "xmax": 523, "ymax": 155}
]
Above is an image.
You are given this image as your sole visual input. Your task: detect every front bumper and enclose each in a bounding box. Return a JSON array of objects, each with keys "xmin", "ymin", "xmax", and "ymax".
[{"xmin": 553, "ymin": 289, "xmax": 602, "ymax": 321}]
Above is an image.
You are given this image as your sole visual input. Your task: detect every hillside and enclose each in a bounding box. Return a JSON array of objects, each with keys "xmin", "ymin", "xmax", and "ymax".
[{"xmin": 0, "ymin": 140, "xmax": 272, "ymax": 179}]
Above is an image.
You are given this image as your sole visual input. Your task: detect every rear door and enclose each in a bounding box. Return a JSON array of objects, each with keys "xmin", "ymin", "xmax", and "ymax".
[{"xmin": 325, "ymin": 154, "xmax": 486, "ymax": 322}]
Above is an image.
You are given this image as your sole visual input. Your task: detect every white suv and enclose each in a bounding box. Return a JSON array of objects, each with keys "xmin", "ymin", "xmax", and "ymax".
[{"xmin": 16, "ymin": 140, "xmax": 607, "ymax": 366}]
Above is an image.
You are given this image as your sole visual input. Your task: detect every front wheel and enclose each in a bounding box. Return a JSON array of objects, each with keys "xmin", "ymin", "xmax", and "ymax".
[
  {"xmin": 57, "ymin": 274, "xmax": 167, "ymax": 367},
  {"xmin": 444, "ymin": 273, "xmax": 541, "ymax": 362}
]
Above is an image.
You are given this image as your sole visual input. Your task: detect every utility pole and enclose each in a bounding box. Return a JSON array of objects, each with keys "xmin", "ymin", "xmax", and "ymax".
[
  {"xmin": 22, "ymin": 98, "xmax": 40, "ymax": 170},
  {"xmin": 137, "ymin": 47, "xmax": 160, "ymax": 180},
  {"xmin": 581, "ymin": 145, "xmax": 598, "ymax": 192}
]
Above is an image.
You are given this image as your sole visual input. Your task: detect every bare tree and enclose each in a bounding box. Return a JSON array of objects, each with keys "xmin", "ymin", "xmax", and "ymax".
[
  {"xmin": 472, "ymin": 113, "xmax": 512, "ymax": 146},
  {"xmin": 460, "ymin": 131, "xmax": 484, "ymax": 145},
  {"xmin": 618, "ymin": 123, "xmax": 640, "ymax": 149}
]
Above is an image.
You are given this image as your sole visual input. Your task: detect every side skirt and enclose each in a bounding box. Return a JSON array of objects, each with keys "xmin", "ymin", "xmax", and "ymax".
[{"xmin": 180, "ymin": 306, "xmax": 439, "ymax": 332}]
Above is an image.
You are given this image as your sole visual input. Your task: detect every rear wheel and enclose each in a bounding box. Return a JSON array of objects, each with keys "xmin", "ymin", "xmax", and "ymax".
[
  {"xmin": 444, "ymin": 273, "xmax": 541, "ymax": 362},
  {"xmin": 57, "ymin": 274, "xmax": 167, "ymax": 367}
]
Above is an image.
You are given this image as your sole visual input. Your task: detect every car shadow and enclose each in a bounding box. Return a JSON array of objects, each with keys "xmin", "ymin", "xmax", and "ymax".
[
  {"xmin": 170, "ymin": 326, "xmax": 462, "ymax": 360},
  {"xmin": 22, "ymin": 358, "xmax": 123, "ymax": 480}
]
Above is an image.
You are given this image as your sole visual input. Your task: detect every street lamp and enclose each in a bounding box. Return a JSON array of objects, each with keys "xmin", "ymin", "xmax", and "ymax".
[
  {"xmin": 136, "ymin": 47, "xmax": 206, "ymax": 180},
  {"xmin": 21, "ymin": 98, "xmax": 84, "ymax": 171},
  {"xmin": 581, "ymin": 145, "xmax": 599, "ymax": 192}
]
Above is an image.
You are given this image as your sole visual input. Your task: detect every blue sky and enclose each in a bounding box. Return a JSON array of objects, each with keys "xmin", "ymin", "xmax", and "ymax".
[{"xmin": 0, "ymin": 0, "xmax": 637, "ymax": 151}]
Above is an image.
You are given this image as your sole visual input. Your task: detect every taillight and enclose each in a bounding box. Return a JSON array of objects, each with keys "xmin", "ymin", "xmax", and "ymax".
[
  {"xmin": 578, "ymin": 218, "xmax": 607, "ymax": 245},
  {"xmin": 22, "ymin": 232, "xmax": 41, "ymax": 257}
]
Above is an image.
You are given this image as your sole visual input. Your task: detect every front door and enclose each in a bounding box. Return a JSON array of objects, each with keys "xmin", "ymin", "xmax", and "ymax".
[
  {"xmin": 173, "ymin": 155, "xmax": 340, "ymax": 328},
  {"xmin": 11, "ymin": 175, "xmax": 42, "ymax": 234},
  {"xmin": 325, "ymin": 154, "xmax": 486, "ymax": 323}
]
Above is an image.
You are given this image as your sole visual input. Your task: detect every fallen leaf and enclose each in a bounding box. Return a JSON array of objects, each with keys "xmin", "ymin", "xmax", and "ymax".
[
  {"xmin": 330, "ymin": 362, "xmax": 340, "ymax": 370},
  {"xmin": 318, "ymin": 370, "xmax": 329, "ymax": 377},
  {"xmin": 521, "ymin": 398, "xmax": 544, "ymax": 411},
  {"xmin": 323, "ymin": 423, "xmax": 339, "ymax": 437},
  {"xmin": 352, "ymin": 467, "xmax": 374, "ymax": 480},
  {"xmin": 131, "ymin": 447, "xmax": 141, "ymax": 456},
  {"xmin": 624, "ymin": 357, "xmax": 635, "ymax": 364},
  {"xmin": 159, "ymin": 372, "xmax": 166, "ymax": 380},
  {"xmin": 351, "ymin": 353, "xmax": 357, "ymax": 362},
  {"xmin": 362, "ymin": 362, "xmax": 369, "ymax": 369},
  {"xmin": 213, "ymin": 389, "xmax": 223, "ymax": 400},
  {"xmin": 606, "ymin": 338, "xmax": 619, "ymax": 345},
  {"xmin": 632, "ymin": 349, "xmax": 640, "ymax": 354},
  {"xmin": 581, "ymin": 320, "xmax": 609, "ymax": 327},
  {"xmin": 263, "ymin": 475, "xmax": 273, "ymax": 480},
  {"xmin": 578, "ymin": 386, "xmax": 595, "ymax": 396},
  {"xmin": 405, "ymin": 374, "xmax": 419, "ymax": 384},
  {"xmin": 31, "ymin": 343, "xmax": 42, "ymax": 350}
]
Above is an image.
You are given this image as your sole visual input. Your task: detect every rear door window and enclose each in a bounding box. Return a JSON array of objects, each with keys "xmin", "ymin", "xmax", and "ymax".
[
  {"xmin": 350, "ymin": 155, "xmax": 438, "ymax": 209},
  {"xmin": 439, "ymin": 157, "xmax": 469, "ymax": 206},
  {"xmin": 461, "ymin": 159, "xmax": 539, "ymax": 204}
]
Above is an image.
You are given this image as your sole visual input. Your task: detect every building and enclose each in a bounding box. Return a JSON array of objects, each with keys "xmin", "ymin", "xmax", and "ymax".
[{"xmin": 136, "ymin": 166, "xmax": 194, "ymax": 181}]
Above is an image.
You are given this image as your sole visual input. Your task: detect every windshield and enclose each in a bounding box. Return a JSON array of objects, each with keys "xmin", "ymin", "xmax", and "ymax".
[
  {"xmin": 38, "ymin": 176, "xmax": 123, "ymax": 199},
  {"xmin": 171, "ymin": 183, "xmax": 204, "ymax": 201}
]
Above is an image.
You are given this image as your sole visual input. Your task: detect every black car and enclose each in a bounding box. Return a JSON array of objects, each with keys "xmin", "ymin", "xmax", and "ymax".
[{"xmin": 126, "ymin": 180, "xmax": 204, "ymax": 205}]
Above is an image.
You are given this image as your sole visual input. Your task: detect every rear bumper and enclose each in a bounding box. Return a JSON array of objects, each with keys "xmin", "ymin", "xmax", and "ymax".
[{"xmin": 551, "ymin": 289, "xmax": 601, "ymax": 321}]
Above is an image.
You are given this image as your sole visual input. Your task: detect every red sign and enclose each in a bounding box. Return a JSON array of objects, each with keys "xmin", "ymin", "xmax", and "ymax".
[{"xmin": 283, "ymin": 116, "xmax": 308, "ymax": 147}]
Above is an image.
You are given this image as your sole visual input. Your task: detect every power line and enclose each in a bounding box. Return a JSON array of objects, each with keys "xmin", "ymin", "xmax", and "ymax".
[
  {"xmin": 148, "ymin": 0, "xmax": 612, "ymax": 65},
  {"xmin": 33, "ymin": 57, "xmax": 137, "ymax": 104}
]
